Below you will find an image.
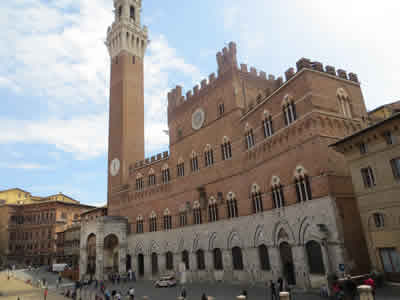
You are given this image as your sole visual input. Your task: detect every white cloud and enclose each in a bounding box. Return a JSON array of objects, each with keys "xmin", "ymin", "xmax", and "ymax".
[
  {"xmin": 0, "ymin": 162, "xmax": 50, "ymax": 170},
  {"xmin": 222, "ymin": 0, "xmax": 400, "ymax": 110}
]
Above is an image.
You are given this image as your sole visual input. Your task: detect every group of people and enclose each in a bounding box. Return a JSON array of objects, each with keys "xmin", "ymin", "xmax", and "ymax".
[
  {"xmin": 268, "ymin": 277, "xmax": 287, "ymax": 300},
  {"xmin": 331, "ymin": 276, "xmax": 376, "ymax": 300}
]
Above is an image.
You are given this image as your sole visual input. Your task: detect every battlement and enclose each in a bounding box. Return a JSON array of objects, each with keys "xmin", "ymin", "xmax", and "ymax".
[
  {"xmin": 216, "ymin": 42, "xmax": 238, "ymax": 76},
  {"xmin": 286, "ymin": 58, "xmax": 359, "ymax": 83},
  {"xmin": 130, "ymin": 151, "xmax": 169, "ymax": 172}
]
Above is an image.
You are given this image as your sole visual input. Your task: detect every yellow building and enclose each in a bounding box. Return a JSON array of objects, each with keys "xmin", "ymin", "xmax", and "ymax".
[
  {"xmin": 331, "ymin": 113, "xmax": 400, "ymax": 282},
  {"xmin": 368, "ymin": 100, "xmax": 400, "ymax": 123}
]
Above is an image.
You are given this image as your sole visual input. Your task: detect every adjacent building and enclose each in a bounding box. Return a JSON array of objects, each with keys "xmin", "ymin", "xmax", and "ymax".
[
  {"xmin": 0, "ymin": 188, "xmax": 94, "ymax": 266},
  {"xmin": 331, "ymin": 110, "xmax": 400, "ymax": 282},
  {"xmin": 80, "ymin": 0, "xmax": 371, "ymax": 289}
]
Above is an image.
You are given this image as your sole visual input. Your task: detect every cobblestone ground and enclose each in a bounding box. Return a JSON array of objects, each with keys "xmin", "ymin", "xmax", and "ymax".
[{"xmin": 61, "ymin": 279, "xmax": 400, "ymax": 300}]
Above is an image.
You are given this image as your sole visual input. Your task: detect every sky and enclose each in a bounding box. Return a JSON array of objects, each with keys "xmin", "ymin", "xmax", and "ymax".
[{"xmin": 0, "ymin": 0, "xmax": 399, "ymax": 206}]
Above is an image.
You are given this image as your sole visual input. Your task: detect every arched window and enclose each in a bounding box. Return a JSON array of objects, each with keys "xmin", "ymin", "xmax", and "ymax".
[
  {"xmin": 251, "ymin": 184, "xmax": 264, "ymax": 214},
  {"xmin": 337, "ymin": 88, "xmax": 352, "ymax": 118},
  {"xmin": 148, "ymin": 169, "xmax": 156, "ymax": 186},
  {"xmin": 213, "ymin": 248, "xmax": 223, "ymax": 270},
  {"xmin": 165, "ymin": 251, "xmax": 174, "ymax": 270},
  {"xmin": 182, "ymin": 250, "xmax": 190, "ymax": 270},
  {"xmin": 161, "ymin": 164, "xmax": 170, "ymax": 184},
  {"xmin": 373, "ymin": 213, "xmax": 385, "ymax": 228},
  {"xmin": 258, "ymin": 244, "xmax": 271, "ymax": 270},
  {"xmin": 136, "ymin": 215, "xmax": 144, "ymax": 233},
  {"xmin": 130, "ymin": 5, "xmax": 135, "ymax": 20},
  {"xmin": 208, "ymin": 197, "xmax": 219, "ymax": 222},
  {"xmin": 190, "ymin": 151, "xmax": 199, "ymax": 172},
  {"xmin": 179, "ymin": 206, "xmax": 187, "ymax": 227},
  {"xmin": 221, "ymin": 137, "xmax": 232, "ymax": 160},
  {"xmin": 149, "ymin": 212, "xmax": 157, "ymax": 232},
  {"xmin": 262, "ymin": 111, "xmax": 274, "ymax": 138},
  {"xmin": 163, "ymin": 209, "xmax": 172, "ymax": 230},
  {"xmin": 193, "ymin": 201, "xmax": 202, "ymax": 225},
  {"xmin": 294, "ymin": 166, "xmax": 312, "ymax": 202},
  {"xmin": 136, "ymin": 173, "xmax": 144, "ymax": 191},
  {"xmin": 177, "ymin": 158, "xmax": 185, "ymax": 177},
  {"xmin": 245, "ymin": 124, "xmax": 255, "ymax": 149},
  {"xmin": 232, "ymin": 247, "xmax": 244, "ymax": 270},
  {"xmin": 204, "ymin": 145, "xmax": 214, "ymax": 167},
  {"xmin": 271, "ymin": 177, "xmax": 285, "ymax": 208},
  {"xmin": 196, "ymin": 249, "xmax": 205, "ymax": 270},
  {"xmin": 306, "ymin": 241, "xmax": 325, "ymax": 274},
  {"xmin": 227, "ymin": 192, "xmax": 238, "ymax": 218},
  {"xmin": 283, "ymin": 95, "xmax": 297, "ymax": 125}
]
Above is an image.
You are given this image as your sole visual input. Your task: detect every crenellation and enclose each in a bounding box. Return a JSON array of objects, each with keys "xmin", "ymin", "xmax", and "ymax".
[
  {"xmin": 240, "ymin": 64, "xmax": 248, "ymax": 72},
  {"xmin": 156, "ymin": 153, "xmax": 162, "ymax": 160},
  {"xmin": 131, "ymin": 151, "xmax": 170, "ymax": 172},
  {"xmin": 250, "ymin": 67, "xmax": 257, "ymax": 76},
  {"xmin": 285, "ymin": 68, "xmax": 295, "ymax": 81},
  {"xmin": 201, "ymin": 79, "xmax": 208, "ymax": 89},
  {"xmin": 163, "ymin": 151, "xmax": 169, "ymax": 159},
  {"xmin": 325, "ymin": 65, "xmax": 336, "ymax": 76},
  {"xmin": 348, "ymin": 73, "xmax": 359, "ymax": 83},
  {"xmin": 337, "ymin": 69, "xmax": 348, "ymax": 80},
  {"xmin": 151, "ymin": 156, "xmax": 156, "ymax": 162},
  {"xmin": 193, "ymin": 85, "xmax": 200, "ymax": 96},
  {"xmin": 209, "ymin": 73, "xmax": 216, "ymax": 83},
  {"xmin": 296, "ymin": 58, "xmax": 312, "ymax": 71},
  {"xmin": 186, "ymin": 90, "xmax": 192, "ymax": 100},
  {"xmin": 145, "ymin": 158, "xmax": 150, "ymax": 164},
  {"xmin": 268, "ymin": 75, "xmax": 275, "ymax": 81},
  {"xmin": 276, "ymin": 76, "xmax": 284, "ymax": 87},
  {"xmin": 311, "ymin": 61, "xmax": 324, "ymax": 72},
  {"xmin": 259, "ymin": 71, "xmax": 267, "ymax": 79},
  {"xmin": 216, "ymin": 42, "xmax": 238, "ymax": 75}
]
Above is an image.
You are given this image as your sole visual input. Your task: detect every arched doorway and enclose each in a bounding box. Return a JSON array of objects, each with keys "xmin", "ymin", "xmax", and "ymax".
[
  {"xmin": 104, "ymin": 234, "xmax": 119, "ymax": 275},
  {"xmin": 151, "ymin": 252, "xmax": 159, "ymax": 275},
  {"xmin": 306, "ymin": 241, "xmax": 325, "ymax": 275},
  {"xmin": 280, "ymin": 242, "xmax": 296, "ymax": 285},
  {"xmin": 137, "ymin": 254, "xmax": 144, "ymax": 277},
  {"xmin": 87, "ymin": 233, "xmax": 96, "ymax": 276},
  {"xmin": 126, "ymin": 254, "xmax": 132, "ymax": 271}
]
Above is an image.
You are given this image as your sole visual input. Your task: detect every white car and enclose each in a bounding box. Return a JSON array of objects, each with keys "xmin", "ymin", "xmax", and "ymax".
[{"xmin": 155, "ymin": 275, "xmax": 177, "ymax": 288}]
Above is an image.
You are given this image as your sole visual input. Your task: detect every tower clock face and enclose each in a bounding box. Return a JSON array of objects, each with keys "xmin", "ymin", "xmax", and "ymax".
[
  {"xmin": 110, "ymin": 158, "xmax": 120, "ymax": 176},
  {"xmin": 192, "ymin": 108, "xmax": 205, "ymax": 130}
]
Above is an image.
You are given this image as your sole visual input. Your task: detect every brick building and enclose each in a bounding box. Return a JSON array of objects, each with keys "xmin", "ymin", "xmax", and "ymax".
[
  {"xmin": 332, "ymin": 111, "xmax": 400, "ymax": 282},
  {"xmin": 80, "ymin": 0, "xmax": 371, "ymax": 288},
  {"xmin": 0, "ymin": 189, "xmax": 94, "ymax": 266}
]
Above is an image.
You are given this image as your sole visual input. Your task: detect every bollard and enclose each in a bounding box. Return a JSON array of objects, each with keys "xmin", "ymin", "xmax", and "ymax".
[
  {"xmin": 279, "ymin": 291, "xmax": 290, "ymax": 300},
  {"xmin": 207, "ymin": 297, "xmax": 215, "ymax": 300},
  {"xmin": 178, "ymin": 297, "xmax": 184, "ymax": 300},
  {"xmin": 143, "ymin": 297, "xmax": 149, "ymax": 300},
  {"xmin": 358, "ymin": 285, "xmax": 374, "ymax": 300},
  {"xmin": 237, "ymin": 296, "xmax": 246, "ymax": 300}
]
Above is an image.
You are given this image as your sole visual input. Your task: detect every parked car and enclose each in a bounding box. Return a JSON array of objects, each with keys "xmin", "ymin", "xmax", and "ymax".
[{"xmin": 155, "ymin": 275, "xmax": 177, "ymax": 288}]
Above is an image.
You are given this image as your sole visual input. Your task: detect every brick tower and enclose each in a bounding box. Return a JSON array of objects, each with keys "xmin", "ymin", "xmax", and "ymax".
[{"xmin": 106, "ymin": 0, "xmax": 148, "ymax": 207}]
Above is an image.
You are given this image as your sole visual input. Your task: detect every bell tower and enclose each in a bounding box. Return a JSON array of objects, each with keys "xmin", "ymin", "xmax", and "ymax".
[{"xmin": 106, "ymin": 0, "xmax": 148, "ymax": 207}]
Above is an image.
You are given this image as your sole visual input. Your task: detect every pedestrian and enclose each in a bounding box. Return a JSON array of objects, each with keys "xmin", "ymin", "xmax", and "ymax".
[
  {"xmin": 128, "ymin": 287, "xmax": 135, "ymax": 300},
  {"xmin": 44, "ymin": 287, "xmax": 48, "ymax": 300},
  {"xmin": 364, "ymin": 277, "xmax": 376, "ymax": 299},
  {"xmin": 201, "ymin": 293, "xmax": 207, "ymax": 300},
  {"xmin": 181, "ymin": 286, "xmax": 187, "ymax": 300},
  {"xmin": 277, "ymin": 277, "xmax": 284, "ymax": 292},
  {"xmin": 269, "ymin": 280, "xmax": 277, "ymax": 300},
  {"xmin": 132, "ymin": 270, "xmax": 136, "ymax": 282}
]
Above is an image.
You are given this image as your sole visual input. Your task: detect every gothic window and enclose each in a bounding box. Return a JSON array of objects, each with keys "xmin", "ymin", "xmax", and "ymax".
[
  {"xmin": 193, "ymin": 201, "xmax": 202, "ymax": 225},
  {"xmin": 373, "ymin": 213, "xmax": 385, "ymax": 228},
  {"xmin": 179, "ymin": 209, "xmax": 187, "ymax": 227},
  {"xmin": 208, "ymin": 197, "xmax": 219, "ymax": 222},
  {"xmin": 384, "ymin": 131, "xmax": 395, "ymax": 145},
  {"xmin": 258, "ymin": 244, "xmax": 271, "ymax": 270},
  {"xmin": 227, "ymin": 192, "xmax": 239, "ymax": 218},
  {"xmin": 161, "ymin": 165, "xmax": 170, "ymax": 184},
  {"xmin": 136, "ymin": 174, "xmax": 144, "ymax": 191},
  {"xmin": 245, "ymin": 127, "xmax": 255, "ymax": 149},
  {"xmin": 337, "ymin": 88, "xmax": 352, "ymax": 118},
  {"xmin": 294, "ymin": 167, "xmax": 312, "ymax": 202},
  {"xmin": 149, "ymin": 212, "xmax": 157, "ymax": 232},
  {"xmin": 390, "ymin": 157, "xmax": 400, "ymax": 180},
  {"xmin": 213, "ymin": 248, "xmax": 223, "ymax": 270},
  {"xmin": 271, "ymin": 177, "xmax": 285, "ymax": 209},
  {"xmin": 182, "ymin": 250, "xmax": 190, "ymax": 270},
  {"xmin": 218, "ymin": 103, "xmax": 225, "ymax": 116},
  {"xmin": 130, "ymin": 5, "xmax": 135, "ymax": 20},
  {"xmin": 177, "ymin": 160, "xmax": 185, "ymax": 177},
  {"xmin": 232, "ymin": 247, "xmax": 244, "ymax": 270},
  {"xmin": 166, "ymin": 251, "xmax": 174, "ymax": 270},
  {"xmin": 196, "ymin": 249, "xmax": 206, "ymax": 270},
  {"xmin": 283, "ymin": 95, "xmax": 297, "ymax": 126},
  {"xmin": 190, "ymin": 152, "xmax": 199, "ymax": 172},
  {"xmin": 163, "ymin": 209, "xmax": 172, "ymax": 230},
  {"xmin": 148, "ymin": 174, "xmax": 156, "ymax": 186},
  {"xmin": 306, "ymin": 241, "xmax": 325, "ymax": 274},
  {"xmin": 204, "ymin": 145, "xmax": 214, "ymax": 167},
  {"xmin": 251, "ymin": 184, "xmax": 264, "ymax": 214},
  {"xmin": 221, "ymin": 137, "xmax": 232, "ymax": 160},
  {"xmin": 262, "ymin": 111, "xmax": 274, "ymax": 138},
  {"xmin": 361, "ymin": 167, "xmax": 376, "ymax": 188},
  {"xmin": 359, "ymin": 142, "xmax": 368, "ymax": 154}
]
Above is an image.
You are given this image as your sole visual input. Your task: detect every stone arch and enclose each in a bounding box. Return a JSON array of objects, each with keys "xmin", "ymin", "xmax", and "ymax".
[
  {"xmin": 254, "ymin": 225, "xmax": 267, "ymax": 247},
  {"xmin": 134, "ymin": 241, "xmax": 145, "ymax": 255},
  {"xmin": 192, "ymin": 234, "xmax": 200, "ymax": 252},
  {"xmin": 136, "ymin": 172, "xmax": 143, "ymax": 179},
  {"xmin": 149, "ymin": 240, "xmax": 161, "ymax": 255},
  {"xmin": 208, "ymin": 196, "xmax": 217, "ymax": 204},
  {"xmin": 293, "ymin": 165, "xmax": 308, "ymax": 178},
  {"xmin": 193, "ymin": 200, "xmax": 201, "ymax": 209},
  {"xmin": 204, "ymin": 144, "xmax": 212, "ymax": 152},
  {"xmin": 244, "ymin": 122, "xmax": 252, "ymax": 131},
  {"xmin": 177, "ymin": 237, "xmax": 186, "ymax": 252},
  {"xmin": 273, "ymin": 220, "xmax": 296, "ymax": 247},
  {"xmin": 336, "ymin": 88, "xmax": 349, "ymax": 100},
  {"xmin": 164, "ymin": 208, "xmax": 171, "ymax": 215},
  {"xmin": 148, "ymin": 168, "xmax": 155, "ymax": 175},
  {"xmin": 251, "ymin": 183, "xmax": 261, "ymax": 193},
  {"xmin": 271, "ymin": 175, "xmax": 281, "ymax": 186},
  {"xmin": 282, "ymin": 94, "xmax": 294, "ymax": 106},
  {"xmin": 226, "ymin": 191, "xmax": 236, "ymax": 200},
  {"xmin": 190, "ymin": 151, "xmax": 197, "ymax": 159},
  {"xmin": 298, "ymin": 217, "xmax": 327, "ymax": 245},
  {"xmin": 177, "ymin": 157, "xmax": 184, "ymax": 164},
  {"xmin": 263, "ymin": 109, "xmax": 271, "ymax": 118},
  {"xmin": 208, "ymin": 232, "xmax": 222, "ymax": 250},
  {"xmin": 222, "ymin": 136, "xmax": 231, "ymax": 143},
  {"xmin": 227, "ymin": 230, "xmax": 243, "ymax": 249},
  {"xmin": 149, "ymin": 211, "xmax": 157, "ymax": 218}
]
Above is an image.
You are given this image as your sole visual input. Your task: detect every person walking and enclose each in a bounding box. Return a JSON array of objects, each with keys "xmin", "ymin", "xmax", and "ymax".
[
  {"xmin": 43, "ymin": 287, "xmax": 48, "ymax": 300},
  {"xmin": 181, "ymin": 286, "xmax": 187, "ymax": 300},
  {"xmin": 277, "ymin": 277, "xmax": 284, "ymax": 293},
  {"xmin": 201, "ymin": 293, "xmax": 207, "ymax": 300},
  {"xmin": 128, "ymin": 287, "xmax": 135, "ymax": 300},
  {"xmin": 269, "ymin": 280, "xmax": 277, "ymax": 300},
  {"xmin": 364, "ymin": 277, "xmax": 376, "ymax": 299}
]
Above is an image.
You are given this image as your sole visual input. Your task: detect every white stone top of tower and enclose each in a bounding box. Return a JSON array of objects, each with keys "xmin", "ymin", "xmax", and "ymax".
[{"xmin": 106, "ymin": 0, "xmax": 149, "ymax": 59}]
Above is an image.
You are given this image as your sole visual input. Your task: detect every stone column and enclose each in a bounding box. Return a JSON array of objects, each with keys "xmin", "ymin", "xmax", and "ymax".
[
  {"xmin": 119, "ymin": 242, "xmax": 127, "ymax": 275},
  {"xmin": 144, "ymin": 254, "xmax": 151, "ymax": 279},
  {"xmin": 158, "ymin": 253, "xmax": 166, "ymax": 275},
  {"xmin": 292, "ymin": 244, "xmax": 311, "ymax": 290},
  {"xmin": 222, "ymin": 249, "xmax": 232, "ymax": 281},
  {"xmin": 174, "ymin": 253, "xmax": 181, "ymax": 273},
  {"xmin": 79, "ymin": 248, "xmax": 88, "ymax": 280},
  {"xmin": 96, "ymin": 223, "xmax": 105, "ymax": 281},
  {"xmin": 330, "ymin": 243, "xmax": 346, "ymax": 276},
  {"xmin": 358, "ymin": 285, "xmax": 374, "ymax": 300},
  {"xmin": 320, "ymin": 241, "xmax": 332, "ymax": 275},
  {"xmin": 269, "ymin": 246, "xmax": 282, "ymax": 279}
]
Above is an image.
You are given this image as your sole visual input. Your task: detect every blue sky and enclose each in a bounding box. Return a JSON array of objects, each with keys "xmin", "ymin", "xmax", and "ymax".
[{"xmin": 0, "ymin": 0, "xmax": 399, "ymax": 206}]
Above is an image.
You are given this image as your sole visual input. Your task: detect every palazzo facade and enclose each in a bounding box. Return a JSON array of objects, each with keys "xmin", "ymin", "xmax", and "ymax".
[{"xmin": 80, "ymin": 0, "xmax": 371, "ymax": 288}]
